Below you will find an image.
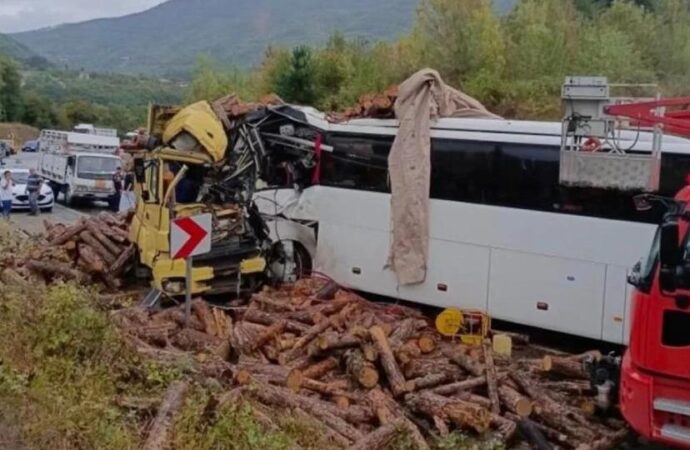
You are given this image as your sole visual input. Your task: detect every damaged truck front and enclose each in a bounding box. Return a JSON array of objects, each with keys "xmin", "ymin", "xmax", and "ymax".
[{"xmin": 128, "ymin": 101, "xmax": 272, "ymax": 296}]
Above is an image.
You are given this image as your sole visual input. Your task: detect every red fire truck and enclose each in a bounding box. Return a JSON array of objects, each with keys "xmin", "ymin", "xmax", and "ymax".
[{"xmin": 605, "ymin": 98, "xmax": 690, "ymax": 448}]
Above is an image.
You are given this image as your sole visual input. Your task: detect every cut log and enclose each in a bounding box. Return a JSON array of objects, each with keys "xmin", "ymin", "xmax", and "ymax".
[
  {"xmin": 346, "ymin": 419, "xmax": 403, "ymax": 450},
  {"xmin": 447, "ymin": 351, "xmax": 485, "ymax": 377},
  {"xmin": 406, "ymin": 391, "xmax": 491, "ymax": 433},
  {"xmin": 345, "ymin": 348, "xmax": 379, "ymax": 389},
  {"xmin": 142, "ymin": 381, "xmax": 188, "ymax": 450},
  {"xmin": 248, "ymin": 381, "xmax": 365, "ymax": 441},
  {"xmin": 361, "ymin": 343, "xmax": 379, "ymax": 362},
  {"xmin": 409, "ymin": 372, "xmax": 450, "ymax": 391},
  {"xmin": 403, "ymin": 358, "xmax": 460, "ymax": 380},
  {"xmin": 396, "ymin": 340, "xmax": 422, "ymax": 365},
  {"xmin": 79, "ymin": 231, "xmax": 116, "ymax": 265},
  {"xmin": 316, "ymin": 280, "xmax": 340, "ymax": 300},
  {"xmin": 493, "ymin": 330, "xmax": 530, "ymax": 346},
  {"xmin": 250, "ymin": 320, "xmax": 286, "ymax": 353},
  {"xmin": 418, "ymin": 334, "xmax": 436, "ymax": 354},
  {"xmin": 78, "ymin": 243, "xmax": 106, "ymax": 273},
  {"xmin": 490, "ymin": 413, "xmax": 518, "ymax": 442},
  {"xmin": 302, "ymin": 357, "xmax": 339, "ymax": 380},
  {"xmin": 588, "ymin": 428, "xmax": 630, "ymax": 450},
  {"xmin": 389, "ymin": 318, "xmax": 427, "ymax": 348},
  {"xmin": 498, "ymin": 385, "xmax": 533, "ymax": 417},
  {"xmin": 50, "ymin": 222, "xmax": 86, "ymax": 245},
  {"xmin": 110, "ymin": 244, "xmax": 135, "ymax": 275},
  {"xmin": 370, "ymin": 325, "xmax": 413, "ymax": 397},
  {"xmin": 310, "ymin": 332, "xmax": 361, "ymax": 357},
  {"xmin": 243, "ymin": 308, "xmax": 309, "ymax": 334},
  {"xmin": 25, "ymin": 260, "xmax": 87, "ymax": 282},
  {"xmin": 279, "ymin": 319, "xmax": 332, "ymax": 365},
  {"xmin": 431, "ymin": 376, "xmax": 487, "ymax": 396},
  {"xmin": 483, "ymin": 339, "xmax": 501, "ymax": 414},
  {"xmin": 542, "ymin": 355, "xmax": 589, "ymax": 379},
  {"xmin": 235, "ymin": 363, "xmax": 303, "ymax": 391},
  {"xmin": 505, "ymin": 412, "xmax": 570, "ymax": 445},
  {"xmin": 541, "ymin": 380, "xmax": 595, "ymax": 395},
  {"xmin": 365, "ymin": 388, "xmax": 430, "ymax": 450},
  {"xmin": 85, "ymin": 219, "xmax": 122, "ymax": 256}
]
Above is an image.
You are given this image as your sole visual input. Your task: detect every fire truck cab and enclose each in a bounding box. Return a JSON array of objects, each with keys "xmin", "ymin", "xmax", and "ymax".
[{"xmin": 622, "ymin": 189, "xmax": 690, "ymax": 448}]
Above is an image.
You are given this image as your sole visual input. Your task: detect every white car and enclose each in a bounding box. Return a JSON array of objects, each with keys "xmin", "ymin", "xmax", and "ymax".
[{"xmin": 8, "ymin": 168, "xmax": 54, "ymax": 212}]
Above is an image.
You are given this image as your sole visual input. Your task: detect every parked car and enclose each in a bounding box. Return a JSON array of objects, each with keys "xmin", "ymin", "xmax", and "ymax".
[
  {"xmin": 8, "ymin": 168, "xmax": 54, "ymax": 212},
  {"xmin": 22, "ymin": 140, "xmax": 39, "ymax": 152}
]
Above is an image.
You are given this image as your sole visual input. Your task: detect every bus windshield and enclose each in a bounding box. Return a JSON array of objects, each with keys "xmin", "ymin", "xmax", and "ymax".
[{"xmin": 77, "ymin": 156, "xmax": 119, "ymax": 180}]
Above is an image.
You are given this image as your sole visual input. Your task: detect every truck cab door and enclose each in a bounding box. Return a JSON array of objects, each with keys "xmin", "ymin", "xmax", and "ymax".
[{"xmin": 131, "ymin": 158, "xmax": 169, "ymax": 267}]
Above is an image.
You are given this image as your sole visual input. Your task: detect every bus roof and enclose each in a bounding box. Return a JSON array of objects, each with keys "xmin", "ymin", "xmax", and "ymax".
[{"xmin": 282, "ymin": 105, "xmax": 690, "ymax": 154}]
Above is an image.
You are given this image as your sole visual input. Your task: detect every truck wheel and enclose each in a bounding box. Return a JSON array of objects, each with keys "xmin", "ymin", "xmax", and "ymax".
[{"xmin": 63, "ymin": 187, "xmax": 74, "ymax": 207}]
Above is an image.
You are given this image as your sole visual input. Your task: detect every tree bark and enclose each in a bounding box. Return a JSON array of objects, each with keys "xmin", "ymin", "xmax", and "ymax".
[
  {"xmin": 498, "ymin": 385, "xmax": 533, "ymax": 417},
  {"xmin": 50, "ymin": 222, "xmax": 86, "ymax": 245},
  {"xmin": 406, "ymin": 391, "xmax": 491, "ymax": 433},
  {"xmin": 370, "ymin": 325, "xmax": 413, "ymax": 397},
  {"xmin": 78, "ymin": 243, "xmax": 106, "ymax": 273},
  {"xmin": 409, "ymin": 372, "xmax": 450, "ymax": 391},
  {"xmin": 249, "ymin": 320, "xmax": 286, "ymax": 353},
  {"xmin": 542, "ymin": 355, "xmax": 589, "ymax": 379},
  {"xmin": 79, "ymin": 231, "xmax": 116, "ymax": 265},
  {"xmin": 142, "ymin": 381, "xmax": 188, "ymax": 450},
  {"xmin": 346, "ymin": 419, "xmax": 403, "ymax": 450},
  {"xmin": 85, "ymin": 219, "xmax": 123, "ymax": 256},
  {"xmin": 483, "ymin": 339, "xmax": 501, "ymax": 414},
  {"xmin": 344, "ymin": 348, "xmax": 379, "ymax": 389},
  {"xmin": 244, "ymin": 308, "xmax": 309, "ymax": 334},
  {"xmin": 310, "ymin": 332, "xmax": 361, "ymax": 357},
  {"xmin": 431, "ymin": 376, "xmax": 487, "ymax": 396},
  {"xmin": 418, "ymin": 333, "xmax": 436, "ymax": 354},
  {"xmin": 110, "ymin": 244, "xmax": 135, "ymax": 275},
  {"xmin": 366, "ymin": 388, "xmax": 430, "ymax": 450},
  {"xmin": 447, "ymin": 351, "xmax": 485, "ymax": 377},
  {"xmin": 302, "ymin": 357, "xmax": 339, "ymax": 380},
  {"xmin": 25, "ymin": 260, "xmax": 87, "ymax": 282}
]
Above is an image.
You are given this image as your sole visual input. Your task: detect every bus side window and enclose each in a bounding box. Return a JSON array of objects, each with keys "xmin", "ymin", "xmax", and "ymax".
[
  {"xmin": 322, "ymin": 134, "xmax": 390, "ymax": 192},
  {"xmin": 430, "ymin": 139, "xmax": 496, "ymax": 204}
]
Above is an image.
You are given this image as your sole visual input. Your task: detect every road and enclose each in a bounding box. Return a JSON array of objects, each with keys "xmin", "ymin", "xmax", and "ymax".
[{"xmin": 3, "ymin": 151, "xmax": 110, "ymax": 234}]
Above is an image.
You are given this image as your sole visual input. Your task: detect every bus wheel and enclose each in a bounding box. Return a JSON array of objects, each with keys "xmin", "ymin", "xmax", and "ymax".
[{"xmin": 270, "ymin": 240, "xmax": 312, "ymax": 283}]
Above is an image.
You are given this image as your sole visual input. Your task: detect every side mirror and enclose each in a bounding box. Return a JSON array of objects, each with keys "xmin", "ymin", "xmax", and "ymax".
[{"xmin": 659, "ymin": 220, "xmax": 681, "ymax": 292}]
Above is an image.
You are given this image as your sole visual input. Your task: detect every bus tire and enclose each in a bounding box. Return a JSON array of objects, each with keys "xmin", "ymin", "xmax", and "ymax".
[{"xmin": 63, "ymin": 187, "xmax": 75, "ymax": 207}]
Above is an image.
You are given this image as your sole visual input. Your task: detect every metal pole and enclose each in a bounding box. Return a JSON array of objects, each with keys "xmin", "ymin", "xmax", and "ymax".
[{"xmin": 184, "ymin": 256, "xmax": 193, "ymax": 326}]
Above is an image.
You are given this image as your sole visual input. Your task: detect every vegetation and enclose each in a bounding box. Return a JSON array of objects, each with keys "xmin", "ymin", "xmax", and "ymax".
[{"xmin": 187, "ymin": 0, "xmax": 690, "ymax": 120}]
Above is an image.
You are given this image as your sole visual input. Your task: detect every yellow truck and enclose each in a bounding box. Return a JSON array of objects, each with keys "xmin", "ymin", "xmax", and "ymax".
[{"xmin": 128, "ymin": 101, "xmax": 270, "ymax": 296}]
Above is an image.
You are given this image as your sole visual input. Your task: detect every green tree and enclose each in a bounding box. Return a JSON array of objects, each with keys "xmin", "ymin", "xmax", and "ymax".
[
  {"xmin": 275, "ymin": 46, "xmax": 317, "ymax": 105},
  {"xmin": 0, "ymin": 55, "xmax": 23, "ymax": 121},
  {"xmin": 21, "ymin": 93, "xmax": 59, "ymax": 129},
  {"xmin": 414, "ymin": 0, "xmax": 505, "ymax": 93},
  {"xmin": 187, "ymin": 55, "xmax": 254, "ymax": 102}
]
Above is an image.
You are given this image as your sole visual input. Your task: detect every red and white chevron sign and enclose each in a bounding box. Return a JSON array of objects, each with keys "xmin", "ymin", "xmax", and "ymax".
[{"xmin": 170, "ymin": 214, "xmax": 212, "ymax": 260}]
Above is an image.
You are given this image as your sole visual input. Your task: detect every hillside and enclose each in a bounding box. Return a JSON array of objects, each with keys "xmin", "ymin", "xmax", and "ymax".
[
  {"xmin": 11, "ymin": 0, "xmax": 420, "ymax": 78},
  {"xmin": 0, "ymin": 33, "xmax": 52, "ymax": 69}
]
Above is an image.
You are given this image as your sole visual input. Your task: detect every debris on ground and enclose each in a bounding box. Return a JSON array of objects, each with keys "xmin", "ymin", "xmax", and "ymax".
[
  {"xmin": 0, "ymin": 211, "xmax": 135, "ymax": 290},
  {"xmin": 113, "ymin": 278, "xmax": 631, "ymax": 450}
]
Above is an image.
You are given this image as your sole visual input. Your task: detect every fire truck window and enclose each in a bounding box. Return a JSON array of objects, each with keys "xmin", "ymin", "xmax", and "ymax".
[{"xmin": 662, "ymin": 310, "xmax": 690, "ymax": 347}]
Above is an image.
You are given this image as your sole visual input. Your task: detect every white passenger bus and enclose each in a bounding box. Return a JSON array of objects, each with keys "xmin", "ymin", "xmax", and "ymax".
[{"xmin": 252, "ymin": 106, "xmax": 690, "ymax": 344}]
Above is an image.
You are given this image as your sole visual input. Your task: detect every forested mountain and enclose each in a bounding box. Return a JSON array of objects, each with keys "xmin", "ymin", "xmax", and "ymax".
[
  {"xmin": 0, "ymin": 33, "xmax": 52, "ymax": 70},
  {"xmin": 12, "ymin": 0, "xmax": 420, "ymax": 77}
]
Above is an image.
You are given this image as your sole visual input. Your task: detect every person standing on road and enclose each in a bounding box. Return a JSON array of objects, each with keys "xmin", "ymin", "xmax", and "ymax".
[
  {"xmin": 0, "ymin": 170, "xmax": 14, "ymax": 220},
  {"xmin": 26, "ymin": 168, "xmax": 42, "ymax": 216},
  {"xmin": 111, "ymin": 167, "xmax": 124, "ymax": 212}
]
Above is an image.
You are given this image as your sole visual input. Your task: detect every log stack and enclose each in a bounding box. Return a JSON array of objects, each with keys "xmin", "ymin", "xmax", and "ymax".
[
  {"xmin": 113, "ymin": 278, "xmax": 630, "ymax": 449},
  {"xmin": 24, "ymin": 212, "xmax": 135, "ymax": 289}
]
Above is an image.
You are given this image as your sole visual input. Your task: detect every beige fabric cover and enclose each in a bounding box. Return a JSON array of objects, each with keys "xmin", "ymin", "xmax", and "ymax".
[{"xmin": 387, "ymin": 69, "xmax": 501, "ymax": 285}]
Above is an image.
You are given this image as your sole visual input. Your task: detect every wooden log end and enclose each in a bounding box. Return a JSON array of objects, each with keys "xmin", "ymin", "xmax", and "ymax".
[
  {"xmin": 418, "ymin": 335, "xmax": 436, "ymax": 354},
  {"xmin": 286, "ymin": 368, "xmax": 304, "ymax": 392},
  {"xmin": 359, "ymin": 367, "xmax": 380, "ymax": 389}
]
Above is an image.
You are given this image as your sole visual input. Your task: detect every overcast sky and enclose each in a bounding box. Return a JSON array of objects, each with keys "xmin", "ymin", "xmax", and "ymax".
[{"xmin": 0, "ymin": 0, "xmax": 165, "ymax": 33}]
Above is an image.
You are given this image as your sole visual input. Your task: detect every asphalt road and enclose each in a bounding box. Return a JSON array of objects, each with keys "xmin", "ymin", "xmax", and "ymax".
[{"xmin": 2, "ymin": 151, "xmax": 109, "ymax": 234}]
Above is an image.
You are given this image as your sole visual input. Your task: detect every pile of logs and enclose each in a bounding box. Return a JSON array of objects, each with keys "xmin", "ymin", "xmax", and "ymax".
[
  {"xmin": 115, "ymin": 278, "xmax": 630, "ymax": 450},
  {"xmin": 25, "ymin": 212, "xmax": 135, "ymax": 289},
  {"xmin": 328, "ymin": 85, "xmax": 400, "ymax": 122}
]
